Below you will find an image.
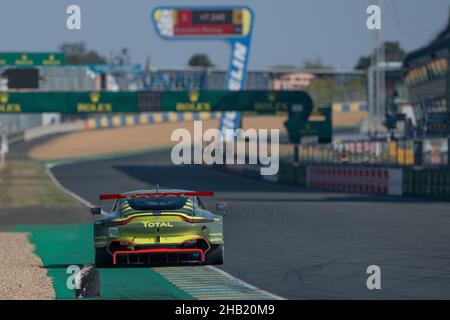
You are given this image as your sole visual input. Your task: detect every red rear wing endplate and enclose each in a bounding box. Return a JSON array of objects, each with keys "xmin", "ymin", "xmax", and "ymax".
[{"xmin": 99, "ymin": 192, "xmax": 214, "ymax": 201}]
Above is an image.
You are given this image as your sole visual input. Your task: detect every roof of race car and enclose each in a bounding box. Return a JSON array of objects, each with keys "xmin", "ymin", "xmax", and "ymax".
[{"xmin": 117, "ymin": 189, "xmax": 206, "ymax": 216}]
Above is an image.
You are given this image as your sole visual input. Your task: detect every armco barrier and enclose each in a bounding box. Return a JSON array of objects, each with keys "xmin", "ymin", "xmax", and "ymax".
[
  {"xmin": 84, "ymin": 112, "xmax": 221, "ymax": 130},
  {"xmin": 308, "ymin": 166, "xmax": 403, "ymax": 196}
]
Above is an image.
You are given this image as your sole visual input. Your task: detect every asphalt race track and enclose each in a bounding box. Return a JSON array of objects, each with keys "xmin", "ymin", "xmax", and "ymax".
[{"xmin": 50, "ymin": 151, "xmax": 450, "ymax": 299}]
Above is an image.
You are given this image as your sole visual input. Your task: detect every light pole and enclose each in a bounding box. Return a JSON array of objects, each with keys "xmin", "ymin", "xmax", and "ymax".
[{"xmin": 368, "ymin": 0, "xmax": 385, "ymax": 138}]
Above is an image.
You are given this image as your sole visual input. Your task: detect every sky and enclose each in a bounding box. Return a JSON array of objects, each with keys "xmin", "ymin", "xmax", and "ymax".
[{"xmin": 0, "ymin": 0, "xmax": 449, "ymax": 69}]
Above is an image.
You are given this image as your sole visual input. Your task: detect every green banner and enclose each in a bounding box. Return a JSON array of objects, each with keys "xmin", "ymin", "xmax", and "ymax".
[
  {"xmin": 0, "ymin": 90, "xmax": 313, "ymax": 114},
  {"xmin": 0, "ymin": 91, "xmax": 136, "ymax": 113},
  {"xmin": 0, "ymin": 52, "xmax": 65, "ymax": 66},
  {"xmin": 161, "ymin": 90, "xmax": 313, "ymax": 114}
]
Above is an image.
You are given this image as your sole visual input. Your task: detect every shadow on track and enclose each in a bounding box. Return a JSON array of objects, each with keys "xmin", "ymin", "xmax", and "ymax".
[
  {"xmin": 113, "ymin": 164, "xmax": 296, "ymax": 192},
  {"xmin": 113, "ymin": 164, "xmax": 436, "ymax": 204}
]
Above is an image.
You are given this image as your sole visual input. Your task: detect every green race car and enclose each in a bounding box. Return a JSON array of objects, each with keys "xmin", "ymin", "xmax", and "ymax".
[{"xmin": 91, "ymin": 189, "xmax": 226, "ymax": 267}]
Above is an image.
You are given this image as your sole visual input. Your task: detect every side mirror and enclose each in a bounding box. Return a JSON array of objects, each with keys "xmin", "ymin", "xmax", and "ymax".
[
  {"xmin": 90, "ymin": 206, "xmax": 101, "ymax": 215},
  {"xmin": 216, "ymin": 202, "xmax": 228, "ymax": 215}
]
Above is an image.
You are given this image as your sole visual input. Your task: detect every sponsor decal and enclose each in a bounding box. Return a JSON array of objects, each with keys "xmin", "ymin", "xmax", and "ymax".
[
  {"xmin": 143, "ymin": 222, "xmax": 175, "ymax": 228},
  {"xmin": 77, "ymin": 92, "xmax": 113, "ymax": 112},
  {"xmin": 219, "ymin": 40, "xmax": 250, "ymax": 138},
  {"xmin": 175, "ymin": 91, "xmax": 212, "ymax": 112},
  {"xmin": 227, "ymin": 41, "xmax": 247, "ymax": 91},
  {"xmin": 15, "ymin": 53, "xmax": 34, "ymax": 66},
  {"xmin": 43, "ymin": 54, "xmax": 62, "ymax": 66},
  {"xmin": 254, "ymin": 92, "xmax": 289, "ymax": 113}
]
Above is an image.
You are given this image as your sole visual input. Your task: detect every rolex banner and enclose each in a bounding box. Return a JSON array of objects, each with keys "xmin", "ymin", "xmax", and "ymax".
[
  {"xmin": 0, "ymin": 90, "xmax": 312, "ymax": 114},
  {"xmin": 0, "ymin": 92, "xmax": 136, "ymax": 113}
]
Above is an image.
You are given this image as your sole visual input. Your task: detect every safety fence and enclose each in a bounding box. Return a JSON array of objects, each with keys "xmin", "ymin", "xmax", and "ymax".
[{"xmin": 278, "ymin": 161, "xmax": 450, "ymax": 201}]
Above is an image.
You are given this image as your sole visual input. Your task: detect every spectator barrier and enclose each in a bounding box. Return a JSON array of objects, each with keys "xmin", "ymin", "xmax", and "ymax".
[{"xmin": 277, "ymin": 162, "xmax": 450, "ymax": 200}]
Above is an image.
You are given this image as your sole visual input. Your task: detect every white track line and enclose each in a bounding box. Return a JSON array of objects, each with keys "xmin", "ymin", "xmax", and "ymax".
[
  {"xmin": 45, "ymin": 161, "xmax": 286, "ymax": 300},
  {"xmin": 207, "ymin": 266, "xmax": 285, "ymax": 300},
  {"xmin": 45, "ymin": 163, "xmax": 93, "ymax": 208}
]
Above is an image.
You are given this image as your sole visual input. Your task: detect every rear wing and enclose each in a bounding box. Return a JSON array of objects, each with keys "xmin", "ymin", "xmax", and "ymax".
[{"xmin": 99, "ymin": 191, "xmax": 214, "ymax": 201}]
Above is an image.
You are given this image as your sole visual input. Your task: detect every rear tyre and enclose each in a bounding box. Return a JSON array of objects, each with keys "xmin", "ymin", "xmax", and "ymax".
[
  {"xmin": 95, "ymin": 247, "xmax": 113, "ymax": 268},
  {"xmin": 205, "ymin": 244, "xmax": 224, "ymax": 265}
]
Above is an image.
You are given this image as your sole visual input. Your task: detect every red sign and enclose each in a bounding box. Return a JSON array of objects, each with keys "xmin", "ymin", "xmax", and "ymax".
[{"xmin": 174, "ymin": 9, "xmax": 243, "ymax": 36}]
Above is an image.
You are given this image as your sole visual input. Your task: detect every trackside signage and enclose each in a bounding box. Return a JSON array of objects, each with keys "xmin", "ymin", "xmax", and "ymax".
[
  {"xmin": 0, "ymin": 52, "xmax": 65, "ymax": 66},
  {"xmin": 152, "ymin": 6, "xmax": 255, "ymax": 138},
  {"xmin": 0, "ymin": 92, "xmax": 22, "ymax": 112},
  {"xmin": 0, "ymin": 90, "xmax": 313, "ymax": 114},
  {"xmin": 0, "ymin": 92, "xmax": 136, "ymax": 113},
  {"xmin": 162, "ymin": 91, "xmax": 313, "ymax": 114}
]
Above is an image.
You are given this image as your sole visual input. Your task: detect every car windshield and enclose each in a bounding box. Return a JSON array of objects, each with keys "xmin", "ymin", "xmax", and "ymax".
[{"xmin": 126, "ymin": 196, "xmax": 188, "ymax": 211}]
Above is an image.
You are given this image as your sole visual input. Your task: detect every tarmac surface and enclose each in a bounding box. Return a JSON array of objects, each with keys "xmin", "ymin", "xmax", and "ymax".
[{"xmin": 47, "ymin": 150, "xmax": 450, "ymax": 299}]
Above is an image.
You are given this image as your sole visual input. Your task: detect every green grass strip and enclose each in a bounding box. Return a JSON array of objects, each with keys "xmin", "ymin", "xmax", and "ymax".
[{"xmin": 15, "ymin": 223, "xmax": 194, "ymax": 300}]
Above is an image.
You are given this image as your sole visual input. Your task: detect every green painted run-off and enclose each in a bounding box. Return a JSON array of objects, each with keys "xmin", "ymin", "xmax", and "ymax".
[{"xmin": 15, "ymin": 223, "xmax": 193, "ymax": 300}]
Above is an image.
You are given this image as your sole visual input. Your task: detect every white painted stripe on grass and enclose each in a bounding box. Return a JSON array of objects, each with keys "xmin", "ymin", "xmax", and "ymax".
[
  {"xmin": 155, "ymin": 266, "xmax": 285, "ymax": 300},
  {"xmin": 207, "ymin": 266, "xmax": 285, "ymax": 300}
]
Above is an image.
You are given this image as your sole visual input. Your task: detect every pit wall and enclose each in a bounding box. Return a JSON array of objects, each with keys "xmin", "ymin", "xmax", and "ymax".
[{"xmin": 278, "ymin": 162, "xmax": 450, "ymax": 200}]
